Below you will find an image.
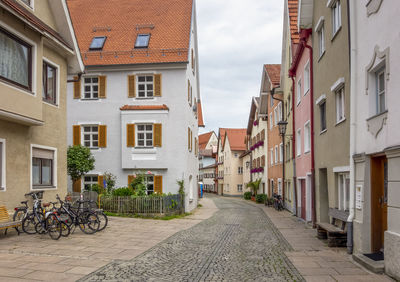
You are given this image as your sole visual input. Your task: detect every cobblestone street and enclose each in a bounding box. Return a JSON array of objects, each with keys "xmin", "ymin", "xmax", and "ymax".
[{"xmin": 80, "ymin": 195, "xmax": 304, "ymax": 281}]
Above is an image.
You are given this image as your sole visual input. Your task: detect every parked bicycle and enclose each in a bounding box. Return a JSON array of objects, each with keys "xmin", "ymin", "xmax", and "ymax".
[
  {"xmin": 13, "ymin": 199, "xmax": 29, "ymax": 233},
  {"xmin": 273, "ymin": 194, "xmax": 284, "ymax": 211}
]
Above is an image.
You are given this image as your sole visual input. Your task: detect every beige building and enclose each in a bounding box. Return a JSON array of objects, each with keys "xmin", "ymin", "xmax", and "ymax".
[
  {"xmin": 240, "ymin": 151, "xmax": 251, "ymax": 193},
  {"xmin": 199, "ymin": 131, "xmax": 217, "ymax": 193},
  {"xmin": 0, "ymin": 0, "xmax": 83, "ymax": 209}
]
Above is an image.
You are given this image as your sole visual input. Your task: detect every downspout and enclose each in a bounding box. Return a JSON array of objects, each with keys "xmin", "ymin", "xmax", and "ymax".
[
  {"xmin": 347, "ymin": 0, "xmax": 356, "ymax": 254},
  {"xmin": 291, "ymin": 76, "xmax": 297, "ymax": 216},
  {"xmin": 304, "ymin": 36, "xmax": 316, "ymax": 227},
  {"xmin": 67, "ymin": 72, "xmax": 83, "ymax": 83}
]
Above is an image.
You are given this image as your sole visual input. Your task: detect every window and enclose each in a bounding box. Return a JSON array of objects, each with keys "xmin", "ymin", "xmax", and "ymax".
[
  {"xmin": 237, "ymin": 184, "xmax": 243, "ymax": 192},
  {"xmin": 304, "ymin": 63, "xmax": 310, "ymax": 94},
  {"xmin": 274, "ymin": 108, "xmax": 278, "ymax": 126},
  {"xmin": 238, "ymin": 167, "xmax": 243, "ymax": 174},
  {"xmin": 32, "ymin": 147, "xmax": 54, "ymax": 188},
  {"xmin": 145, "ymin": 175, "xmax": 154, "ymax": 195},
  {"xmin": 286, "ymin": 182, "xmax": 292, "ymax": 202},
  {"xmin": 0, "ymin": 27, "xmax": 32, "ymax": 90},
  {"xmin": 320, "ymin": 101, "xmax": 327, "ymax": 131},
  {"xmin": 296, "ymin": 129, "xmax": 301, "ymax": 156},
  {"xmin": 286, "ymin": 142, "xmax": 291, "ymax": 162},
  {"xmin": 270, "ymin": 148, "xmax": 273, "ymax": 166},
  {"xmin": 135, "ymin": 34, "xmax": 150, "ymax": 48},
  {"xmin": 82, "ymin": 125, "xmax": 99, "ymax": 148},
  {"xmin": 318, "ymin": 25, "xmax": 325, "ymax": 57},
  {"xmin": 332, "ymin": 0, "xmax": 341, "ymax": 35},
  {"xmin": 304, "ymin": 122, "xmax": 311, "ymax": 153},
  {"xmin": 338, "ymin": 172, "xmax": 349, "ymax": 211},
  {"xmin": 297, "ymin": 79, "xmax": 301, "ymax": 105},
  {"xmin": 42, "ymin": 61, "xmax": 57, "ymax": 105},
  {"xmin": 279, "ymin": 143, "xmax": 283, "ymax": 163},
  {"xmin": 277, "ymin": 102, "xmax": 282, "ymax": 122},
  {"xmin": 335, "ymin": 87, "xmax": 345, "ymax": 122},
  {"xmin": 89, "ymin": 36, "xmax": 106, "ymax": 50},
  {"xmin": 270, "ymin": 94, "xmax": 274, "ymax": 108},
  {"xmin": 275, "ymin": 146, "xmax": 278, "ymax": 164},
  {"xmin": 20, "ymin": 0, "xmax": 32, "ymax": 7},
  {"xmin": 278, "ymin": 179, "xmax": 282, "ymax": 196},
  {"xmin": 137, "ymin": 124, "xmax": 153, "ymax": 147},
  {"xmin": 0, "ymin": 139, "xmax": 5, "ymax": 191},
  {"xmin": 84, "ymin": 175, "xmax": 98, "ymax": 191},
  {"xmin": 269, "ymin": 113, "xmax": 273, "ymax": 129},
  {"xmin": 137, "ymin": 75, "xmax": 154, "ymax": 98},
  {"xmin": 376, "ymin": 68, "xmax": 386, "ymax": 114},
  {"xmin": 83, "ymin": 77, "xmax": 99, "ymax": 99},
  {"xmin": 234, "ymin": 153, "xmax": 238, "ymax": 158}
]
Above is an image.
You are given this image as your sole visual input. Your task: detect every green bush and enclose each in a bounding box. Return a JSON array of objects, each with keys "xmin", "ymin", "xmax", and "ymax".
[
  {"xmin": 88, "ymin": 184, "xmax": 106, "ymax": 195},
  {"xmin": 112, "ymin": 187, "xmax": 134, "ymax": 196},
  {"xmin": 256, "ymin": 194, "xmax": 267, "ymax": 203},
  {"xmin": 243, "ymin": 192, "xmax": 252, "ymax": 200}
]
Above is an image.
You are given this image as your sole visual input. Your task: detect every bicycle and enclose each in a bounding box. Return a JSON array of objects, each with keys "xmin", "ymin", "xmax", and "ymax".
[
  {"xmin": 273, "ymin": 194, "xmax": 284, "ymax": 211},
  {"xmin": 21, "ymin": 191, "xmax": 44, "ymax": 235},
  {"xmin": 13, "ymin": 199, "xmax": 29, "ymax": 233},
  {"xmin": 43, "ymin": 201, "xmax": 71, "ymax": 237},
  {"xmin": 84, "ymin": 199, "xmax": 108, "ymax": 231}
]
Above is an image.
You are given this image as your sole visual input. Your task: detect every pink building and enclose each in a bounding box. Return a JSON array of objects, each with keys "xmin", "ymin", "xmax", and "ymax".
[{"xmin": 289, "ymin": 29, "xmax": 314, "ymax": 222}]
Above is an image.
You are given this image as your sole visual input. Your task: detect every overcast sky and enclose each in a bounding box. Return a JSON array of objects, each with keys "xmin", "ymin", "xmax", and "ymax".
[{"xmin": 197, "ymin": 0, "xmax": 284, "ymax": 134}]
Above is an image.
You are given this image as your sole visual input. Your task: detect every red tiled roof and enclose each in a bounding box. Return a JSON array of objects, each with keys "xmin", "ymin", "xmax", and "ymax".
[
  {"xmin": 288, "ymin": 0, "xmax": 300, "ymax": 44},
  {"xmin": 67, "ymin": 0, "xmax": 193, "ymax": 66},
  {"xmin": 197, "ymin": 101, "xmax": 205, "ymax": 127},
  {"xmin": 199, "ymin": 131, "xmax": 213, "ymax": 150},
  {"xmin": 120, "ymin": 105, "xmax": 169, "ymax": 111},
  {"xmin": 220, "ymin": 128, "xmax": 247, "ymax": 151},
  {"xmin": 1, "ymin": 0, "xmax": 72, "ymax": 49},
  {"xmin": 264, "ymin": 64, "xmax": 281, "ymax": 88}
]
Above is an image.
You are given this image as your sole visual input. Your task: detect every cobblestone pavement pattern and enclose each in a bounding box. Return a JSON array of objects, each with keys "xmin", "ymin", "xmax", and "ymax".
[{"xmin": 80, "ymin": 196, "xmax": 304, "ymax": 281}]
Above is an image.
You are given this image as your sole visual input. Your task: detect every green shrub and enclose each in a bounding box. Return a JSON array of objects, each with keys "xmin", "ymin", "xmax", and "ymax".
[
  {"xmin": 89, "ymin": 184, "xmax": 106, "ymax": 195},
  {"xmin": 256, "ymin": 194, "xmax": 267, "ymax": 203},
  {"xmin": 243, "ymin": 191, "xmax": 252, "ymax": 200},
  {"xmin": 112, "ymin": 187, "xmax": 133, "ymax": 196}
]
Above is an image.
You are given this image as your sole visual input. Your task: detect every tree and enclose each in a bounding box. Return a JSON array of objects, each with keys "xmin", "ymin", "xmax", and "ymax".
[
  {"xmin": 103, "ymin": 171, "xmax": 116, "ymax": 194},
  {"xmin": 246, "ymin": 178, "xmax": 262, "ymax": 196},
  {"xmin": 67, "ymin": 145, "xmax": 95, "ymax": 186}
]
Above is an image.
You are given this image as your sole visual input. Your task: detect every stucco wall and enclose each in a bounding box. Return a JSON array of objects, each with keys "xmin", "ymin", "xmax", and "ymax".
[{"xmin": 250, "ymin": 117, "xmax": 268, "ymax": 195}]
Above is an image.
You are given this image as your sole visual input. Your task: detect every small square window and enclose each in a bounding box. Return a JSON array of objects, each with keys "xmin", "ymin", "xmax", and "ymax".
[
  {"xmin": 135, "ymin": 34, "xmax": 150, "ymax": 48},
  {"xmin": 89, "ymin": 37, "xmax": 106, "ymax": 50}
]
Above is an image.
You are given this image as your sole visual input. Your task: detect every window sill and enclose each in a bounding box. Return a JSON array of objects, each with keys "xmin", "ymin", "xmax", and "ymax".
[
  {"xmin": 132, "ymin": 147, "xmax": 156, "ymax": 154},
  {"xmin": 43, "ymin": 100, "xmax": 58, "ymax": 108},
  {"xmin": 80, "ymin": 98, "xmax": 101, "ymax": 101},
  {"xmin": 304, "ymin": 150, "xmax": 311, "ymax": 155},
  {"xmin": 366, "ymin": 110, "xmax": 388, "ymax": 122},
  {"xmin": 0, "ymin": 187, "xmax": 5, "ymax": 192},
  {"xmin": 304, "ymin": 89, "xmax": 310, "ymax": 96},
  {"xmin": 318, "ymin": 50, "xmax": 326, "ymax": 62},
  {"xmin": 32, "ymin": 186, "xmax": 57, "ymax": 190},
  {"xmin": 331, "ymin": 26, "xmax": 342, "ymax": 42},
  {"xmin": 320, "ymin": 129, "xmax": 327, "ymax": 135},
  {"xmin": 335, "ymin": 118, "xmax": 346, "ymax": 126},
  {"xmin": 0, "ymin": 78, "xmax": 34, "ymax": 95},
  {"xmin": 135, "ymin": 97, "xmax": 155, "ymax": 100}
]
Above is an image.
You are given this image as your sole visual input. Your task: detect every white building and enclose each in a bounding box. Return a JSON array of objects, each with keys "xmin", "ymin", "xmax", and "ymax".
[
  {"xmin": 349, "ymin": 0, "xmax": 400, "ymax": 278},
  {"xmin": 66, "ymin": 0, "xmax": 203, "ymax": 211},
  {"xmin": 199, "ymin": 132, "xmax": 217, "ymax": 193}
]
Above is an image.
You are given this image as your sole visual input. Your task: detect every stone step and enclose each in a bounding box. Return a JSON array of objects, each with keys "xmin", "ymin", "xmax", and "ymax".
[{"xmin": 353, "ymin": 253, "xmax": 385, "ymax": 274}]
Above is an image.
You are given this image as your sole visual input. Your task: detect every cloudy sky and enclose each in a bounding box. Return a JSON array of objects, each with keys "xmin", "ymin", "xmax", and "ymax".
[{"xmin": 196, "ymin": 0, "xmax": 284, "ymax": 134}]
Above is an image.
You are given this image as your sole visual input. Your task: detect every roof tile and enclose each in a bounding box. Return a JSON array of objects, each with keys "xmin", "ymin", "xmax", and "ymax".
[
  {"xmin": 219, "ymin": 128, "xmax": 247, "ymax": 151},
  {"xmin": 264, "ymin": 64, "xmax": 281, "ymax": 88},
  {"xmin": 288, "ymin": 0, "xmax": 300, "ymax": 44}
]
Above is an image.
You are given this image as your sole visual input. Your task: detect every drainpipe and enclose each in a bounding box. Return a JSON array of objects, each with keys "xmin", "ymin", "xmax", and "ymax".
[
  {"xmin": 347, "ymin": 0, "xmax": 356, "ymax": 254},
  {"xmin": 67, "ymin": 72, "xmax": 83, "ymax": 83},
  {"xmin": 291, "ymin": 76, "xmax": 297, "ymax": 216},
  {"xmin": 304, "ymin": 37, "xmax": 316, "ymax": 227}
]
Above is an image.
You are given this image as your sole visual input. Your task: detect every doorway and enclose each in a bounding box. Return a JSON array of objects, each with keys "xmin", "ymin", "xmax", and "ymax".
[
  {"xmin": 300, "ymin": 179, "xmax": 306, "ymax": 220},
  {"xmin": 370, "ymin": 156, "xmax": 388, "ymax": 253}
]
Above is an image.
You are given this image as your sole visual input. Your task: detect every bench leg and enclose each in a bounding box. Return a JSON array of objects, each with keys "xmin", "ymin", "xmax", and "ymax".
[{"xmin": 4, "ymin": 228, "xmax": 7, "ymax": 236}]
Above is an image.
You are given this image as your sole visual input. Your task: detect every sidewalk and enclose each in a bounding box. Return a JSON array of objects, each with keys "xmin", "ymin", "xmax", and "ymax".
[{"xmin": 249, "ymin": 199, "xmax": 394, "ymax": 282}]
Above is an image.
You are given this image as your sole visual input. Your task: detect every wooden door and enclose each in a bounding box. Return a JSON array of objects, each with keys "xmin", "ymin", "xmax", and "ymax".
[
  {"xmin": 371, "ymin": 156, "xmax": 388, "ymax": 252},
  {"xmin": 301, "ymin": 179, "xmax": 306, "ymax": 220}
]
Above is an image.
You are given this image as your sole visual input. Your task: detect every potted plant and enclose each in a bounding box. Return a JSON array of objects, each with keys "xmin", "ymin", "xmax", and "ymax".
[{"xmin": 246, "ymin": 178, "xmax": 261, "ymax": 201}]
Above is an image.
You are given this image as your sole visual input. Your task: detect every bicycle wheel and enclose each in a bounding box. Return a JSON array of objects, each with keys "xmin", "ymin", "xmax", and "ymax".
[
  {"xmin": 22, "ymin": 213, "xmax": 42, "ymax": 234},
  {"xmin": 60, "ymin": 222, "xmax": 70, "ymax": 237},
  {"xmin": 97, "ymin": 212, "xmax": 108, "ymax": 231},
  {"xmin": 13, "ymin": 209, "xmax": 26, "ymax": 233},
  {"xmin": 46, "ymin": 214, "xmax": 62, "ymax": 240},
  {"xmin": 78, "ymin": 212, "xmax": 99, "ymax": 234}
]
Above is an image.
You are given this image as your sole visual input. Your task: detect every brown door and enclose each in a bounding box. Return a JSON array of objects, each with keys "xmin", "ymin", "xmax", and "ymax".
[
  {"xmin": 301, "ymin": 179, "xmax": 306, "ymax": 220},
  {"xmin": 371, "ymin": 156, "xmax": 388, "ymax": 252}
]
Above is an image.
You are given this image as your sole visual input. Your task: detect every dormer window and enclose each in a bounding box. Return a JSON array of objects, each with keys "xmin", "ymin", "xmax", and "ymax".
[
  {"xmin": 89, "ymin": 36, "xmax": 106, "ymax": 50},
  {"xmin": 135, "ymin": 34, "xmax": 150, "ymax": 48}
]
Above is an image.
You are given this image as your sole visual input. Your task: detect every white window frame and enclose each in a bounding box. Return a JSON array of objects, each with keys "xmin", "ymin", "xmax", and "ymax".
[
  {"xmin": 238, "ymin": 167, "xmax": 243, "ymax": 174},
  {"xmin": 82, "ymin": 124, "xmax": 99, "ymax": 149},
  {"xmin": 331, "ymin": 0, "xmax": 342, "ymax": 36},
  {"xmin": 237, "ymin": 184, "xmax": 243, "ymax": 192},
  {"xmin": 270, "ymin": 148, "xmax": 274, "ymax": 166},
  {"xmin": 304, "ymin": 121, "xmax": 311, "ymax": 153},
  {"xmin": 376, "ymin": 68, "xmax": 386, "ymax": 114},
  {"xmin": 20, "ymin": 0, "xmax": 34, "ymax": 10},
  {"xmin": 42, "ymin": 57, "xmax": 60, "ymax": 108},
  {"xmin": 278, "ymin": 179, "xmax": 282, "ymax": 196},
  {"xmin": 269, "ymin": 113, "xmax": 273, "ymax": 130},
  {"xmin": 274, "ymin": 145, "xmax": 278, "ymax": 164},
  {"xmin": 0, "ymin": 138, "xmax": 6, "ymax": 191},
  {"xmin": 279, "ymin": 143, "xmax": 283, "ymax": 163},
  {"xmin": 278, "ymin": 102, "xmax": 282, "ymax": 122},
  {"xmin": 136, "ymin": 124, "xmax": 153, "ymax": 148},
  {"xmin": 84, "ymin": 175, "xmax": 98, "ymax": 191},
  {"xmin": 338, "ymin": 172, "xmax": 350, "ymax": 211},
  {"xmin": 83, "ymin": 76, "xmax": 99, "ymax": 99},
  {"xmin": 318, "ymin": 25, "xmax": 325, "ymax": 57},
  {"xmin": 335, "ymin": 87, "xmax": 345, "ymax": 123},
  {"xmin": 296, "ymin": 129, "xmax": 302, "ymax": 156},
  {"xmin": 287, "ymin": 181, "xmax": 292, "ymax": 201},
  {"xmin": 136, "ymin": 74, "xmax": 154, "ymax": 98},
  {"xmin": 30, "ymin": 144, "xmax": 57, "ymax": 191},
  {"xmin": 274, "ymin": 108, "xmax": 278, "ymax": 126},
  {"xmin": 297, "ymin": 78, "xmax": 302, "ymax": 105},
  {"xmin": 319, "ymin": 100, "xmax": 327, "ymax": 132},
  {"xmin": 304, "ymin": 62, "xmax": 310, "ymax": 95},
  {"xmin": 145, "ymin": 175, "xmax": 154, "ymax": 195}
]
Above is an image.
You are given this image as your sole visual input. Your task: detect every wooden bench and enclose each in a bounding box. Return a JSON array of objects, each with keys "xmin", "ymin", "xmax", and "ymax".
[
  {"xmin": 317, "ymin": 208, "xmax": 348, "ymax": 247},
  {"xmin": 0, "ymin": 206, "xmax": 22, "ymax": 235}
]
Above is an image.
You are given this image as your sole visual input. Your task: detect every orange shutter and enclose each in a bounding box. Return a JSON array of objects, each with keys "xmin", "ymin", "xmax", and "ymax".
[
  {"xmin": 191, "ymin": 49, "xmax": 194, "ymax": 71},
  {"xmin": 73, "ymin": 125, "xmax": 81, "ymax": 146},
  {"xmin": 190, "ymin": 129, "xmax": 193, "ymax": 152},
  {"xmin": 73, "ymin": 178, "xmax": 81, "ymax": 192},
  {"xmin": 98, "ymin": 175, "xmax": 104, "ymax": 187},
  {"xmin": 73, "ymin": 76, "xmax": 81, "ymax": 99},
  {"xmin": 128, "ymin": 175, "xmax": 135, "ymax": 186},
  {"xmin": 261, "ymin": 129, "xmax": 265, "ymax": 140},
  {"xmin": 99, "ymin": 76, "xmax": 106, "ymax": 98},
  {"xmin": 153, "ymin": 123, "xmax": 162, "ymax": 147},
  {"xmin": 99, "ymin": 125, "xmax": 107, "ymax": 148},
  {"xmin": 127, "ymin": 124, "xmax": 135, "ymax": 147},
  {"xmin": 154, "ymin": 175, "xmax": 163, "ymax": 194},
  {"xmin": 128, "ymin": 75, "xmax": 136, "ymax": 98},
  {"xmin": 154, "ymin": 74, "xmax": 162, "ymax": 97}
]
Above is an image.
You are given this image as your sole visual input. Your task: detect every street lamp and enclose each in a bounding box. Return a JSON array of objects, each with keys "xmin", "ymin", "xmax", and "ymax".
[{"xmin": 278, "ymin": 120, "xmax": 288, "ymax": 137}]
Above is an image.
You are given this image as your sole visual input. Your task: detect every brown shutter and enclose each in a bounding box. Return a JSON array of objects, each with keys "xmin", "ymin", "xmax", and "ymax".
[
  {"xmin": 154, "ymin": 175, "xmax": 163, "ymax": 194},
  {"xmin": 73, "ymin": 125, "xmax": 81, "ymax": 146},
  {"xmin": 153, "ymin": 123, "xmax": 162, "ymax": 147},
  {"xmin": 98, "ymin": 125, "xmax": 107, "ymax": 148},
  {"xmin": 188, "ymin": 127, "xmax": 190, "ymax": 151},
  {"xmin": 188, "ymin": 80, "xmax": 190, "ymax": 103},
  {"xmin": 128, "ymin": 75, "xmax": 136, "ymax": 98},
  {"xmin": 154, "ymin": 74, "xmax": 162, "ymax": 97},
  {"xmin": 190, "ymin": 129, "xmax": 193, "ymax": 152},
  {"xmin": 99, "ymin": 76, "xmax": 106, "ymax": 98},
  {"xmin": 73, "ymin": 76, "xmax": 81, "ymax": 99},
  {"xmin": 261, "ymin": 129, "xmax": 265, "ymax": 140},
  {"xmin": 73, "ymin": 178, "xmax": 81, "ymax": 192},
  {"xmin": 261, "ymin": 155, "xmax": 265, "ymax": 167},
  {"xmin": 127, "ymin": 124, "xmax": 135, "ymax": 147},
  {"xmin": 257, "ymin": 158, "xmax": 260, "ymax": 168},
  {"xmin": 128, "ymin": 175, "xmax": 135, "ymax": 186},
  {"xmin": 98, "ymin": 175, "xmax": 104, "ymax": 187},
  {"xmin": 191, "ymin": 49, "xmax": 194, "ymax": 71}
]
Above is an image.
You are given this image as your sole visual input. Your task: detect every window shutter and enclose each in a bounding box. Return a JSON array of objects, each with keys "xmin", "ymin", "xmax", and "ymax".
[
  {"xmin": 188, "ymin": 127, "xmax": 190, "ymax": 151},
  {"xmin": 99, "ymin": 125, "xmax": 107, "ymax": 147},
  {"xmin": 261, "ymin": 129, "xmax": 265, "ymax": 140},
  {"xmin": 127, "ymin": 124, "xmax": 135, "ymax": 147},
  {"xmin": 190, "ymin": 129, "xmax": 193, "ymax": 152},
  {"xmin": 99, "ymin": 76, "xmax": 106, "ymax": 98},
  {"xmin": 73, "ymin": 125, "xmax": 81, "ymax": 146},
  {"xmin": 73, "ymin": 178, "xmax": 81, "ymax": 192},
  {"xmin": 128, "ymin": 175, "xmax": 135, "ymax": 186},
  {"xmin": 188, "ymin": 80, "xmax": 190, "ymax": 103},
  {"xmin": 128, "ymin": 75, "xmax": 136, "ymax": 98},
  {"xmin": 154, "ymin": 175, "xmax": 163, "ymax": 194},
  {"xmin": 261, "ymin": 155, "xmax": 265, "ymax": 167},
  {"xmin": 98, "ymin": 175, "xmax": 104, "ymax": 187},
  {"xmin": 153, "ymin": 123, "xmax": 162, "ymax": 147},
  {"xmin": 73, "ymin": 76, "xmax": 81, "ymax": 99},
  {"xmin": 191, "ymin": 49, "xmax": 194, "ymax": 71},
  {"xmin": 154, "ymin": 74, "xmax": 162, "ymax": 97},
  {"xmin": 257, "ymin": 158, "xmax": 260, "ymax": 168}
]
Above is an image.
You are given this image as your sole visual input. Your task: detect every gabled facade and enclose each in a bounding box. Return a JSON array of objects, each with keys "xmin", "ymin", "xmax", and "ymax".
[
  {"xmin": 199, "ymin": 131, "xmax": 217, "ymax": 193},
  {"xmin": 0, "ymin": 0, "xmax": 83, "ymax": 208},
  {"xmin": 66, "ymin": 0, "xmax": 202, "ymax": 211}
]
